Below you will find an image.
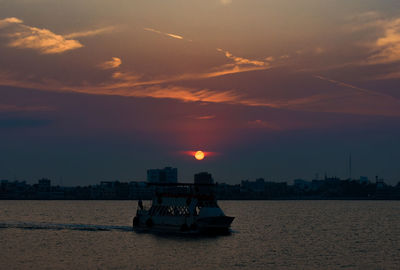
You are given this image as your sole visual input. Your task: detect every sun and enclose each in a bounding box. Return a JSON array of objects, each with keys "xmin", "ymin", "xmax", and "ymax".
[{"xmin": 194, "ymin": 151, "xmax": 205, "ymax": 160}]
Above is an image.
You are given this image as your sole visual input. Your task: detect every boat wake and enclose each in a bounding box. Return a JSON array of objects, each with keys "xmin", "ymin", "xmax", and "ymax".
[{"xmin": 0, "ymin": 222, "xmax": 133, "ymax": 232}]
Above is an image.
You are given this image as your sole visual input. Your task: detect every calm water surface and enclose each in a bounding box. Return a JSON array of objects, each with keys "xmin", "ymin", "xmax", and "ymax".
[{"xmin": 1, "ymin": 201, "xmax": 399, "ymax": 269}]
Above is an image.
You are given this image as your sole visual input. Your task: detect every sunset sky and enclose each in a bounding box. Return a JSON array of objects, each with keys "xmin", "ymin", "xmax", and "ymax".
[{"xmin": 1, "ymin": 0, "xmax": 400, "ymax": 185}]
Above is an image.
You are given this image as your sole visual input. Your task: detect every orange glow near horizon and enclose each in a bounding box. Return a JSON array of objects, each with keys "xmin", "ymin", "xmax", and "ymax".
[{"xmin": 194, "ymin": 150, "xmax": 205, "ymax": 160}]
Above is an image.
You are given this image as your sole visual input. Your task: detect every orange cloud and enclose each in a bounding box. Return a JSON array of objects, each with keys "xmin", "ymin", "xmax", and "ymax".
[
  {"xmin": 7, "ymin": 27, "xmax": 83, "ymax": 54},
  {"xmin": 144, "ymin": 27, "xmax": 185, "ymax": 40},
  {"xmin": 199, "ymin": 65, "xmax": 268, "ymax": 79},
  {"xmin": 126, "ymin": 86, "xmax": 243, "ymax": 104},
  {"xmin": 99, "ymin": 57, "xmax": 122, "ymax": 70},
  {"xmin": 143, "ymin": 27, "xmax": 162, "ymax": 34},
  {"xmin": 196, "ymin": 49, "xmax": 272, "ymax": 79},
  {"xmin": 0, "ymin": 70, "xmax": 282, "ymax": 109},
  {"xmin": 166, "ymin": 33, "xmax": 184, "ymax": 40},
  {"xmin": 367, "ymin": 18, "xmax": 400, "ymax": 64},
  {"xmin": 0, "ymin": 17, "xmax": 82, "ymax": 54},
  {"xmin": 195, "ymin": 115, "xmax": 216, "ymax": 120},
  {"xmin": 1, "ymin": 70, "xmax": 400, "ymax": 117},
  {"xmin": 140, "ymin": 33, "xmax": 270, "ymax": 79},
  {"xmin": 0, "ymin": 17, "xmax": 115, "ymax": 54},
  {"xmin": 375, "ymin": 21, "xmax": 400, "ymax": 61},
  {"xmin": 350, "ymin": 14, "xmax": 400, "ymax": 65},
  {"xmin": 217, "ymin": 48, "xmax": 267, "ymax": 67},
  {"xmin": 64, "ymin": 26, "xmax": 115, "ymax": 39},
  {"xmin": 105, "ymin": 60, "xmax": 269, "ymax": 89},
  {"xmin": 0, "ymin": 17, "xmax": 23, "ymax": 28}
]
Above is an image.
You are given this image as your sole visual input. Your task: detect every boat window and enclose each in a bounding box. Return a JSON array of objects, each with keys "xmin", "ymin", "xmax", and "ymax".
[
  {"xmin": 154, "ymin": 206, "xmax": 164, "ymax": 216},
  {"xmin": 160, "ymin": 206, "xmax": 167, "ymax": 216},
  {"xmin": 150, "ymin": 204, "xmax": 192, "ymax": 217},
  {"xmin": 174, "ymin": 206, "xmax": 190, "ymax": 216},
  {"xmin": 167, "ymin": 206, "xmax": 174, "ymax": 216}
]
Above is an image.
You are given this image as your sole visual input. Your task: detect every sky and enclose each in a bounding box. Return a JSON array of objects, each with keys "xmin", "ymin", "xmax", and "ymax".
[{"xmin": 0, "ymin": 0, "xmax": 400, "ymax": 185}]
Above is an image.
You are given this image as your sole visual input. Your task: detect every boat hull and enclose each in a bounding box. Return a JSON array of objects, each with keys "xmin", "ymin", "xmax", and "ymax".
[
  {"xmin": 132, "ymin": 215, "xmax": 234, "ymax": 235},
  {"xmin": 197, "ymin": 216, "xmax": 234, "ymax": 230}
]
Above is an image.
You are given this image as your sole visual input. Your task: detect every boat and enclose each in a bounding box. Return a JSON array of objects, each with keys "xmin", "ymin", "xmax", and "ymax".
[{"xmin": 132, "ymin": 173, "xmax": 234, "ymax": 234}]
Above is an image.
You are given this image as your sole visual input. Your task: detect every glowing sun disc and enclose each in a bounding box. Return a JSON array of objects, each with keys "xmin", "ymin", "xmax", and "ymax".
[{"xmin": 194, "ymin": 151, "xmax": 205, "ymax": 160}]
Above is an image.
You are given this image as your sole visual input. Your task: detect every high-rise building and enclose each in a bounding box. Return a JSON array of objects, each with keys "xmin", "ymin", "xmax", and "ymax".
[
  {"xmin": 147, "ymin": 167, "xmax": 178, "ymax": 183},
  {"xmin": 194, "ymin": 172, "xmax": 214, "ymax": 184}
]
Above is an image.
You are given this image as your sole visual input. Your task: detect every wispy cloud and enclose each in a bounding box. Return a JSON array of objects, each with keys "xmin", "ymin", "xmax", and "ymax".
[
  {"xmin": 194, "ymin": 115, "xmax": 216, "ymax": 120},
  {"xmin": 348, "ymin": 14, "xmax": 400, "ymax": 65},
  {"xmin": 0, "ymin": 17, "xmax": 82, "ymax": 54},
  {"xmin": 0, "ymin": 17, "xmax": 115, "ymax": 54},
  {"xmin": 143, "ymin": 30, "xmax": 270, "ymax": 78},
  {"xmin": 346, "ymin": 11, "xmax": 384, "ymax": 31},
  {"xmin": 76, "ymin": 84, "xmax": 281, "ymax": 108},
  {"xmin": 99, "ymin": 57, "xmax": 122, "ymax": 70},
  {"xmin": 313, "ymin": 75, "xmax": 394, "ymax": 98},
  {"xmin": 0, "ymin": 71, "xmax": 281, "ymax": 108},
  {"xmin": 7, "ymin": 27, "xmax": 83, "ymax": 54},
  {"xmin": 64, "ymin": 26, "xmax": 115, "ymax": 39},
  {"xmin": 126, "ymin": 86, "xmax": 245, "ymax": 104},
  {"xmin": 104, "ymin": 52, "xmax": 271, "ymax": 88},
  {"xmin": 0, "ymin": 17, "xmax": 23, "ymax": 28},
  {"xmin": 369, "ymin": 18, "xmax": 400, "ymax": 64},
  {"xmin": 166, "ymin": 33, "xmax": 183, "ymax": 40},
  {"xmin": 217, "ymin": 48, "xmax": 268, "ymax": 67},
  {"xmin": 305, "ymin": 74, "xmax": 400, "ymax": 116},
  {"xmin": 2, "ymin": 71, "xmax": 400, "ymax": 117},
  {"xmin": 1, "ymin": 17, "xmax": 400, "ymax": 118},
  {"xmin": 205, "ymin": 49, "xmax": 272, "ymax": 78},
  {"xmin": 195, "ymin": 65, "xmax": 270, "ymax": 79},
  {"xmin": 143, "ymin": 27, "xmax": 162, "ymax": 34},
  {"xmin": 144, "ymin": 27, "xmax": 185, "ymax": 40},
  {"xmin": 144, "ymin": 26, "xmax": 270, "ymax": 77}
]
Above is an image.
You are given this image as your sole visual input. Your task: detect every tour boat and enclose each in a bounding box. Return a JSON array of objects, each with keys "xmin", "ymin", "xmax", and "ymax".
[{"xmin": 132, "ymin": 174, "xmax": 234, "ymax": 234}]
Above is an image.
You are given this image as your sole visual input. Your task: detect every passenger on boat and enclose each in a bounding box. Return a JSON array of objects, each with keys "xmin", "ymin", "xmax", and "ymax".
[{"xmin": 138, "ymin": 199, "xmax": 143, "ymax": 210}]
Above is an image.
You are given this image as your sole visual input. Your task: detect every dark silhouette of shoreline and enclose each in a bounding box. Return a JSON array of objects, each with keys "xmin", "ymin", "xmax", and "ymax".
[{"xmin": 1, "ymin": 175, "xmax": 399, "ymax": 200}]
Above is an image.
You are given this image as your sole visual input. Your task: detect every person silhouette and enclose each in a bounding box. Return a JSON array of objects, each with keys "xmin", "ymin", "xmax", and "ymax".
[{"xmin": 138, "ymin": 199, "xmax": 143, "ymax": 210}]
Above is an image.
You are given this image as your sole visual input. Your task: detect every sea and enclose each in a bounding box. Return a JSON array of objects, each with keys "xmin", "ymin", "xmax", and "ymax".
[{"xmin": 1, "ymin": 200, "xmax": 399, "ymax": 270}]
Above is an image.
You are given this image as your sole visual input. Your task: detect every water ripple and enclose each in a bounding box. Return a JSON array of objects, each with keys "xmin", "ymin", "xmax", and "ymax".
[{"xmin": 0, "ymin": 222, "xmax": 133, "ymax": 232}]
